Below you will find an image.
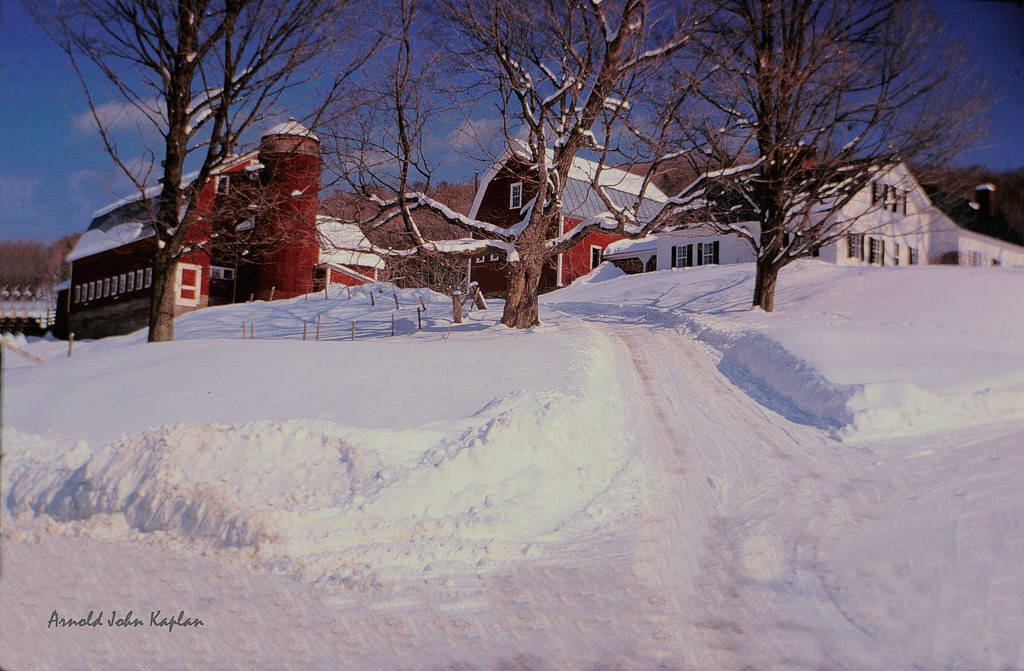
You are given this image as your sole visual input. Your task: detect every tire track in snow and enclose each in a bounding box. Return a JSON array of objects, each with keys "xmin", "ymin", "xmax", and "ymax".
[{"xmin": 598, "ymin": 321, "xmax": 878, "ymax": 669}]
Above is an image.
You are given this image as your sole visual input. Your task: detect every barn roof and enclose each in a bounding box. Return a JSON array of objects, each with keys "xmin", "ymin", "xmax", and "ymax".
[{"xmin": 316, "ymin": 216, "xmax": 385, "ymax": 269}]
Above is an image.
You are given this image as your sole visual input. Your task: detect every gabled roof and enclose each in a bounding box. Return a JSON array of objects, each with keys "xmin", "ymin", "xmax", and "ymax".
[{"xmin": 469, "ymin": 143, "xmax": 669, "ymax": 224}]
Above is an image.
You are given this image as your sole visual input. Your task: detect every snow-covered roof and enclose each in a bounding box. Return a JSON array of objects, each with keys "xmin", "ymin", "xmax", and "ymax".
[
  {"xmin": 603, "ymin": 235, "xmax": 658, "ymax": 257},
  {"xmin": 316, "ymin": 216, "xmax": 385, "ymax": 269},
  {"xmin": 264, "ymin": 118, "xmax": 319, "ymax": 142},
  {"xmin": 470, "ymin": 142, "xmax": 669, "ymax": 224},
  {"xmin": 68, "ymin": 218, "xmax": 154, "ymax": 262}
]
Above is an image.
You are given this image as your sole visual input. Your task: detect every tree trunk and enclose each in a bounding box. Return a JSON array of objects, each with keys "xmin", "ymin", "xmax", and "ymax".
[
  {"xmin": 500, "ymin": 259, "xmax": 544, "ymax": 328},
  {"xmin": 147, "ymin": 257, "xmax": 177, "ymax": 342},
  {"xmin": 752, "ymin": 258, "xmax": 779, "ymax": 312}
]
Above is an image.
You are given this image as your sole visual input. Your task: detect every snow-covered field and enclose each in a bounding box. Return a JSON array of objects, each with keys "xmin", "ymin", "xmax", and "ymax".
[{"xmin": 2, "ymin": 264, "xmax": 1023, "ymax": 670}]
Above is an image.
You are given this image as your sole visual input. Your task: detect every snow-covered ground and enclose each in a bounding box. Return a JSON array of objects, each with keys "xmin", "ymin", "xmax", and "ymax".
[{"xmin": 3, "ymin": 264, "xmax": 1023, "ymax": 670}]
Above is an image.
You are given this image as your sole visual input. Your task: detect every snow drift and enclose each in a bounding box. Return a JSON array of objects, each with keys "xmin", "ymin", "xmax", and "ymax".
[{"xmin": 550, "ymin": 261, "xmax": 1024, "ymax": 438}]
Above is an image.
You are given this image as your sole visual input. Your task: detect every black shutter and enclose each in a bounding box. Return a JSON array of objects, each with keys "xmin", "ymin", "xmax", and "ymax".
[
  {"xmin": 686, "ymin": 244, "xmax": 693, "ymax": 267},
  {"xmin": 671, "ymin": 246, "xmax": 677, "ymax": 268},
  {"xmin": 712, "ymin": 240, "xmax": 720, "ymax": 265},
  {"xmin": 881, "ymin": 240, "xmax": 886, "ymax": 266},
  {"xmin": 696, "ymin": 242, "xmax": 704, "ymax": 266}
]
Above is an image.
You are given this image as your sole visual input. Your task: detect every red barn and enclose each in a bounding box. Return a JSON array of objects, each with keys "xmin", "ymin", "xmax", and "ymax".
[
  {"xmin": 58, "ymin": 120, "xmax": 381, "ymax": 339},
  {"xmin": 467, "ymin": 146, "xmax": 668, "ymax": 295}
]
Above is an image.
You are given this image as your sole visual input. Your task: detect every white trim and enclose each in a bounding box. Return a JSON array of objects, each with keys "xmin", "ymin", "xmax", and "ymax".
[
  {"xmin": 468, "ymin": 150, "xmax": 515, "ymax": 219},
  {"xmin": 509, "ymin": 182, "xmax": 523, "ymax": 210},
  {"xmin": 175, "ymin": 262, "xmax": 202, "ymax": 307}
]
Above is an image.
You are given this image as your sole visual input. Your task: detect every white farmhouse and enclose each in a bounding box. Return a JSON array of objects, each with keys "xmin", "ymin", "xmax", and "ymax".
[{"xmin": 604, "ymin": 162, "xmax": 1024, "ymax": 272}]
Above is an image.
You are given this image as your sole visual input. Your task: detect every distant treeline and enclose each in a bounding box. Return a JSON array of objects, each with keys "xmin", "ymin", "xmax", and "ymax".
[{"xmin": 0, "ymin": 234, "xmax": 80, "ymax": 288}]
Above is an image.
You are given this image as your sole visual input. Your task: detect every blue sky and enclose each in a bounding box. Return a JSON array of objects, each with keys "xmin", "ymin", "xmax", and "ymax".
[{"xmin": 1, "ymin": 0, "xmax": 1022, "ymax": 242}]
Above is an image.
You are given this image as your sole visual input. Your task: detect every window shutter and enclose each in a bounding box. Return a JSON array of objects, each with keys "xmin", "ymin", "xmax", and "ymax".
[
  {"xmin": 696, "ymin": 242, "xmax": 704, "ymax": 266},
  {"xmin": 671, "ymin": 246, "xmax": 677, "ymax": 268},
  {"xmin": 712, "ymin": 240, "xmax": 720, "ymax": 265},
  {"xmin": 686, "ymin": 244, "xmax": 693, "ymax": 267},
  {"xmin": 880, "ymin": 240, "xmax": 886, "ymax": 266}
]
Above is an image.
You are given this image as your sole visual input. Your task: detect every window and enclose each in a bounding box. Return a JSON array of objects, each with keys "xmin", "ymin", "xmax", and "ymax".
[
  {"xmin": 489, "ymin": 255, "xmax": 498, "ymax": 262},
  {"xmin": 868, "ymin": 237, "xmax": 885, "ymax": 265},
  {"xmin": 176, "ymin": 263, "xmax": 201, "ymax": 306},
  {"xmin": 590, "ymin": 246, "xmax": 603, "ymax": 269},
  {"xmin": 144, "ymin": 268, "xmax": 153, "ymax": 288},
  {"xmin": 909, "ymin": 247, "xmax": 919, "ymax": 265},
  {"xmin": 847, "ymin": 233, "xmax": 864, "ymax": 261},
  {"xmin": 509, "ymin": 182, "xmax": 523, "ymax": 210},
  {"xmin": 893, "ymin": 243, "xmax": 900, "ymax": 266},
  {"xmin": 74, "ymin": 285, "xmax": 81, "ymax": 303},
  {"xmin": 966, "ymin": 250, "xmax": 984, "ymax": 267},
  {"xmin": 103, "ymin": 278, "xmax": 111, "ymax": 297},
  {"xmin": 119, "ymin": 274, "xmax": 127, "ymax": 293},
  {"xmin": 216, "ymin": 175, "xmax": 230, "ymax": 195},
  {"xmin": 210, "ymin": 266, "xmax": 236, "ymax": 280},
  {"xmin": 127, "ymin": 272, "xmax": 135, "ymax": 292},
  {"xmin": 476, "ymin": 256, "xmax": 485, "ymax": 263},
  {"xmin": 136, "ymin": 269, "xmax": 144, "ymax": 289},
  {"xmin": 699, "ymin": 240, "xmax": 719, "ymax": 265},
  {"xmin": 671, "ymin": 244, "xmax": 693, "ymax": 268},
  {"xmin": 88, "ymin": 282, "xmax": 95, "ymax": 301}
]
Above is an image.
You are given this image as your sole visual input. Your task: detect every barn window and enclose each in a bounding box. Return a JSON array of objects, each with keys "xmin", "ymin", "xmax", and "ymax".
[
  {"xmin": 590, "ymin": 246, "xmax": 603, "ymax": 269},
  {"xmin": 74, "ymin": 285, "xmax": 81, "ymax": 303},
  {"xmin": 103, "ymin": 278, "xmax": 111, "ymax": 297},
  {"xmin": 119, "ymin": 274, "xmax": 127, "ymax": 293},
  {"xmin": 127, "ymin": 272, "xmax": 135, "ymax": 292},
  {"xmin": 136, "ymin": 269, "xmax": 144, "ymax": 289},
  {"xmin": 176, "ymin": 263, "xmax": 201, "ymax": 306},
  {"xmin": 210, "ymin": 266, "xmax": 235, "ymax": 280},
  {"xmin": 509, "ymin": 182, "xmax": 523, "ymax": 210},
  {"xmin": 216, "ymin": 175, "xmax": 230, "ymax": 195},
  {"xmin": 144, "ymin": 268, "xmax": 153, "ymax": 288}
]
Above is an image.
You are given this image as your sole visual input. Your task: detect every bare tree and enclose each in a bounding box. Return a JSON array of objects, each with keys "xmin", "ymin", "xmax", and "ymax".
[
  {"xmin": 329, "ymin": 0, "xmax": 707, "ymax": 328},
  {"xmin": 684, "ymin": 0, "xmax": 988, "ymax": 311},
  {"xmin": 38, "ymin": 0, "xmax": 373, "ymax": 341}
]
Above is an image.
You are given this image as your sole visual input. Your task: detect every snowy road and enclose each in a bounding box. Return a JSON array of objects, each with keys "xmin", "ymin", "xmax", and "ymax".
[{"xmin": 3, "ymin": 313, "xmax": 1024, "ymax": 670}]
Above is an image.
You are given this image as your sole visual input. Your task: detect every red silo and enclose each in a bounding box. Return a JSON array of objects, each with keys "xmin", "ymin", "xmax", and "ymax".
[{"xmin": 253, "ymin": 119, "xmax": 322, "ymax": 299}]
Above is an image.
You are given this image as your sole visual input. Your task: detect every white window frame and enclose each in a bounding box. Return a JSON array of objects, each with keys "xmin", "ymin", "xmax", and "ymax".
[
  {"xmin": 103, "ymin": 278, "xmax": 111, "ymax": 297},
  {"xmin": 175, "ymin": 263, "xmax": 202, "ymax": 307},
  {"xmin": 509, "ymin": 182, "xmax": 523, "ymax": 210},
  {"xmin": 144, "ymin": 268, "xmax": 153, "ymax": 288},
  {"xmin": 216, "ymin": 175, "xmax": 230, "ymax": 195},
  {"xmin": 127, "ymin": 272, "xmax": 135, "ymax": 292},
  {"xmin": 590, "ymin": 245, "xmax": 603, "ymax": 269},
  {"xmin": 74, "ymin": 285, "xmax": 81, "ymax": 303},
  {"xmin": 136, "ymin": 269, "xmax": 144, "ymax": 289},
  {"xmin": 210, "ymin": 266, "xmax": 236, "ymax": 281},
  {"xmin": 119, "ymin": 273, "xmax": 127, "ymax": 293},
  {"xmin": 88, "ymin": 282, "xmax": 95, "ymax": 301}
]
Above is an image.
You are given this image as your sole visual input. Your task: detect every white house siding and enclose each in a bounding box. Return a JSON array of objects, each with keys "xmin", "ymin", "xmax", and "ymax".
[
  {"xmin": 959, "ymin": 230, "xmax": 1024, "ymax": 268},
  {"xmin": 656, "ymin": 224, "xmax": 759, "ymax": 270},
  {"xmin": 831, "ymin": 163, "xmax": 959, "ymax": 268}
]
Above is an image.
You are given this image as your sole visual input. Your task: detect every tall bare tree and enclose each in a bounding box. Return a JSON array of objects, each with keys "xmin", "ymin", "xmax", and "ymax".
[
  {"xmin": 38, "ymin": 0, "xmax": 373, "ymax": 341},
  {"xmin": 330, "ymin": 0, "xmax": 707, "ymax": 328},
  {"xmin": 686, "ymin": 0, "xmax": 987, "ymax": 311}
]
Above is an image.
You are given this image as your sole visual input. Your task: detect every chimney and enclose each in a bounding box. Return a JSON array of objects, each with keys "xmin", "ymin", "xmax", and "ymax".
[{"xmin": 975, "ymin": 183, "xmax": 996, "ymax": 219}]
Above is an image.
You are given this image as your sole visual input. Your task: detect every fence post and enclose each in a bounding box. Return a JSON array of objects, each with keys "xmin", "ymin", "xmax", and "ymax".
[
  {"xmin": 68, "ymin": 332, "xmax": 75, "ymax": 357},
  {"xmin": 370, "ymin": 292, "xmax": 375, "ymax": 307},
  {"xmin": 391, "ymin": 313, "xmax": 395, "ymax": 336},
  {"xmin": 269, "ymin": 286, "xmax": 275, "ymax": 302},
  {"xmin": 452, "ymin": 291, "xmax": 463, "ymax": 324},
  {"xmin": 303, "ymin": 319, "xmax": 308, "ymax": 341},
  {"xmin": 242, "ymin": 322, "xmax": 246, "ymax": 339},
  {"xmin": 417, "ymin": 307, "xmax": 422, "ymax": 330},
  {"xmin": 324, "ymin": 284, "xmax": 329, "ymax": 300},
  {"xmin": 250, "ymin": 323, "xmax": 255, "ymax": 339},
  {"xmin": 316, "ymin": 314, "xmax": 321, "ymax": 341},
  {"xmin": 393, "ymin": 290, "xmax": 400, "ymax": 310},
  {"xmin": 419, "ymin": 296, "xmax": 426, "ymax": 311}
]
